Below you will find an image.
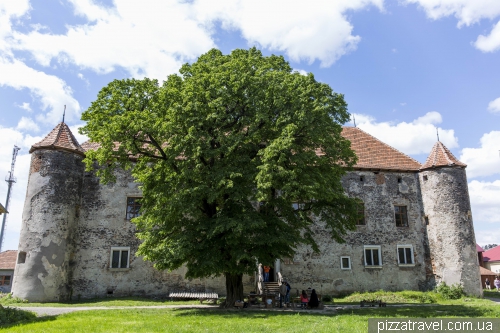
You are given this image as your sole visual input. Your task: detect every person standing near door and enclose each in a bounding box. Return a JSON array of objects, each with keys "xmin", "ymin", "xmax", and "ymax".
[{"xmin": 263, "ymin": 265, "xmax": 270, "ymax": 282}]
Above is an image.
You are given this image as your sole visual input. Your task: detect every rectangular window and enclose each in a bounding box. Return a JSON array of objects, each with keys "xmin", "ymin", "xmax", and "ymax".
[
  {"xmin": 126, "ymin": 197, "xmax": 142, "ymax": 220},
  {"xmin": 424, "ymin": 216, "xmax": 429, "ymax": 225},
  {"xmin": 340, "ymin": 256, "xmax": 351, "ymax": 270},
  {"xmin": 0, "ymin": 275, "xmax": 11, "ymax": 286},
  {"xmin": 18, "ymin": 251, "xmax": 26, "ymax": 264},
  {"xmin": 356, "ymin": 201, "xmax": 365, "ymax": 225},
  {"xmin": 394, "ymin": 205, "xmax": 408, "ymax": 227},
  {"xmin": 364, "ymin": 245, "xmax": 382, "ymax": 267},
  {"xmin": 397, "ymin": 245, "xmax": 414, "ymax": 265},
  {"xmin": 110, "ymin": 247, "xmax": 130, "ymax": 269},
  {"xmin": 292, "ymin": 202, "xmax": 305, "ymax": 210}
]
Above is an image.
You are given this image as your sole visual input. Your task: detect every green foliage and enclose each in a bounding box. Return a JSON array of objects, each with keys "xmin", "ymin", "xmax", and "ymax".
[
  {"xmin": 340, "ymin": 290, "xmax": 437, "ymax": 304},
  {"xmin": 435, "ymin": 282, "xmax": 465, "ymax": 300},
  {"xmin": 0, "ymin": 305, "xmax": 36, "ymax": 326},
  {"xmin": 80, "ymin": 47, "xmax": 358, "ymax": 300},
  {"xmin": 0, "ymin": 293, "xmax": 28, "ymax": 306},
  {"xmin": 321, "ymin": 295, "xmax": 332, "ymax": 302}
]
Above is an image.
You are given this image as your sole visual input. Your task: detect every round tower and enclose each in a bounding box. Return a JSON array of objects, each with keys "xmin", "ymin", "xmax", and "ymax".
[
  {"xmin": 12, "ymin": 122, "xmax": 85, "ymax": 302},
  {"xmin": 419, "ymin": 141, "xmax": 481, "ymax": 297}
]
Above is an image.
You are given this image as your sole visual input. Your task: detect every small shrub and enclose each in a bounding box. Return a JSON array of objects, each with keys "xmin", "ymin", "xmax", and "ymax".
[
  {"xmin": 0, "ymin": 293, "xmax": 28, "ymax": 306},
  {"xmin": 322, "ymin": 295, "xmax": 332, "ymax": 302},
  {"xmin": 435, "ymin": 282, "xmax": 464, "ymax": 300},
  {"xmin": 0, "ymin": 306, "xmax": 37, "ymax": 326}
]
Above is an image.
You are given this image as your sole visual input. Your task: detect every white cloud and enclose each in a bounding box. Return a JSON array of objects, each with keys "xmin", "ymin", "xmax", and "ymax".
[
  {"xmin": 12, "ymin": 0, "xmax": 216, "ymax": 79},
  {"xmin": 349, "ymin": 111, "xmax": 458, "ymax": 155},
  {"xmin": 195, "ymin": 0, "xmax": 384, "ymax": 67},
  {"xmin": 0, "ymin": 57, "xmax": 80, "ymax": 124},
  {"xmin": 0, "ymin": 0, "xmax": 31, "ymax": 53},
  {"xmin": 16, "ymin": 116, "xmax": 40, "ymax": 132},
  {"xmin": 16, "ymin": 102, "xmax": 32, "ymax": 112},
  {"xmin": 469, "ymin": 180, "xmax": 500, "ymax": 228},
  {"xmin": 487, "ymin": 97, "xmax": 500, "ymax": 113},
  {"xmin": 460, "ymin": 131, "xmax": 500, "ymax": 178},
  {"xmin": 475, "ymin": 20, "xmax": 500, "ymax": 52},
  {"xmin": 404, "ymin": 0, "xmax": 500, "ymax": 52},
  {"xmin": 293, "ymin": 69, "xmax": 308, "ymax": 76},
  {"xmin": 7, "ymin": 0, "xmax": 386, "ymax": 80}
]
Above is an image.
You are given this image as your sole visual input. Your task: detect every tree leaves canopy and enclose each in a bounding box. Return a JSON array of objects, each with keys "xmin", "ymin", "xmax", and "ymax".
[{"xmin": 80, "ymin": 48, "xmax": 358, "ymax": 279}]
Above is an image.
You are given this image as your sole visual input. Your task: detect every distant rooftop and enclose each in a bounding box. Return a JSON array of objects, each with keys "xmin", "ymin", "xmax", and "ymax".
[{"xmin": 0, "ymin": 250, "xmax": 17, "ymax": 270}]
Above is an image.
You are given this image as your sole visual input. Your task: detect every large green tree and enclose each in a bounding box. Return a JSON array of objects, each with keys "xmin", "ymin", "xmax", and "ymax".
[{"xmin": 80, "ymin": 48, "xmax": 358, "ymax": 307}]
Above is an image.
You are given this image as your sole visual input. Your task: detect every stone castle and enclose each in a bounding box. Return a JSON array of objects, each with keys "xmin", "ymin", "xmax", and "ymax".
[{"xmin": 11, "ymin": 122, "xmax": 481, "ymax": 302}]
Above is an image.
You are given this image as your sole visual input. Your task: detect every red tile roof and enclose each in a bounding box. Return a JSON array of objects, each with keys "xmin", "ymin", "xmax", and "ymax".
[
  {"xmin": 81, "ymin": 127, "xmax": 424, "ymax": 171},
  {"xmin": 0, "ymin": 250, "xmax": 17, "ymax": 270},
  {"xmin": 477, "ymin": 244, "xmax": 485, "ymax": 252},
  {"xmin": 483, "ymin": 246, "xmax": 500, "ymax": 262},
  {"xmin": 341, "ymin": 127, "xmax": 422, "ymax": 171},
  {"xmin": 420, "ymin": 141, "xmax": 466, "ymax": 170},
  {"xmin": 30, "ymin": 122, "xmax": 85, "ymax": 156}
]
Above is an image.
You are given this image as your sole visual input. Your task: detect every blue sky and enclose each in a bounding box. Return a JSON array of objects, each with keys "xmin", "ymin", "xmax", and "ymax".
[{"xmin": 0, "ymin": 0, "xmax": 499, "ymax": 251}]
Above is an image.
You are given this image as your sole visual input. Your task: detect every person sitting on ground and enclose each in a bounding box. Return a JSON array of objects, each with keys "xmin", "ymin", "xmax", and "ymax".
[
  {"xmin": 308, "ymin": 289, "xmax": 320, "ymax": 308},
  {"xmin": 300, "ymin": 290, "xmax": 309, "ymax": 309}
]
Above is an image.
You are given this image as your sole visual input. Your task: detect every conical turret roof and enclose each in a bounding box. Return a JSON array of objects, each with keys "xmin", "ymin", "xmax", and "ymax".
[
  {"xmin": 420, "ymin": 141, "xmax": 466, "ymax": 170},
  {"xmin": 30, "ymin": 122, "xmax": 85, "ymax": 156}
]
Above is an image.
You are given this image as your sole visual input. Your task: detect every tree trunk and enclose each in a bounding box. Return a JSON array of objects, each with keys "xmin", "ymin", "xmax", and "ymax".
[{"xmin": 222, "ymin": 272, "xmax": 244, "ymax": 308}]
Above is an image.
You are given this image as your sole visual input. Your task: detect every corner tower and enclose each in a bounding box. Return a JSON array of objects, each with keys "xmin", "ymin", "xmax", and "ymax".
[
  {"xmin": 12, "ymin": 122, "xmax": 85, "ymax": 302},
  {"xmin": 419, "ymin": 141, "xmax": 481, "ymax": 296}
]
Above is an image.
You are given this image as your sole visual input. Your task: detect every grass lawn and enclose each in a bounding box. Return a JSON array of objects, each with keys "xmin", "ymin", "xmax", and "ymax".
[
  {"xmin": 9, "ymin": 297, "xmax": 203, "ymax": 308},
  {"xmin": 2, "ymin": 297, "xmax": 500, "ymax": 333}
]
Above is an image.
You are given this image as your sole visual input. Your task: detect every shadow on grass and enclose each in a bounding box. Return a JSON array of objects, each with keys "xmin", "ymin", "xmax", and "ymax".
[
  {"xmin": 0, "ymin": 314, "xmax": 58, "ymax": 330},
  {"xmin": 168, "ymin": 304, "xmax": 500, "ymax": 319}
]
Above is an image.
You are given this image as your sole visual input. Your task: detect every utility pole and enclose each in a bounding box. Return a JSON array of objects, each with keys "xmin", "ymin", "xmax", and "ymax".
[{"xmin": 0, "ymin": 145, "xmax": 21, "ymax": 252}]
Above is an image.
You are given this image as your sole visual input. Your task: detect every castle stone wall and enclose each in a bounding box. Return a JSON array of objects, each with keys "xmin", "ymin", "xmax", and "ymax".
[
  {"xmin": 281, "ymin": 170, "xmax": 430, "ymax": 296},
  {"xmin": 71, "ymin": 168, "xmax": 252, "ymax": 299}
]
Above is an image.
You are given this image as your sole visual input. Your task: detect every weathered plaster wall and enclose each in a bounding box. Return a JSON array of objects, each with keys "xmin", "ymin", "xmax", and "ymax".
[
  {"xmin": 419, "ymin": 167, "xmax": 482, "ymax": 297},
  {"xmin": 280, "ymin": 170, "xmax": 430, "ymax": 296},
  {"xmin": 12, "ymin": 150, "xmax": 84, "ymax": 302},
  {"xmin": 71, "ymin": 168, "xmax": 252, "ymax": 299}
]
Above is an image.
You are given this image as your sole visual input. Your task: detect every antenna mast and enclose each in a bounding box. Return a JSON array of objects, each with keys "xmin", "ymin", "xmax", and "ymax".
[{"xmin": 0, "ymin": 145, "xmax": 21, "ymax": 252}]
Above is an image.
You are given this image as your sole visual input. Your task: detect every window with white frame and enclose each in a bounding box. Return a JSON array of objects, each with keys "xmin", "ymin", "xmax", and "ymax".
[
  {"xmin": 340, "ymin": 256, "xmax": 351, "ymax": 270},
  {"xmin": 397, "ymin": 245, "xmax": 414, "ymax": 265},
  {"xmin": 364, "ymin": 245, "xmax": 382, "ymax": 267},
  {"xmin": 110, "ymin": 247, "xmax": 130, "ymax": 269}
]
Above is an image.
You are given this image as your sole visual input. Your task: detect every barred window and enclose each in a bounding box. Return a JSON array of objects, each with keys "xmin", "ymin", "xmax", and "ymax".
[
  {"xmin": 394, "ymin": 205, "xmax": 408, "ymax": 227},
  {"xmin": 126, "ymin": 197, "xmax": 142, "ymax": 220}
]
